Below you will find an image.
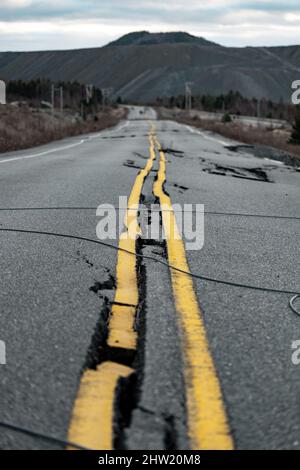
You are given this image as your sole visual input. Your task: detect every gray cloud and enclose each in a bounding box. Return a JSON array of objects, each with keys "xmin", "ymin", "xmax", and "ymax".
[
  {"xmin": 1, "ymin": 0, "xmax": 299, "ymax": 21},
  {"xmin": 0, "ymin": 0, "xmax": 300, "ymax": 50}
]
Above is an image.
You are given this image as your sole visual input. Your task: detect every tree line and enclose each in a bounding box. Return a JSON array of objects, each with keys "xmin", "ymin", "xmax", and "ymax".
[
  {"xmin": 155, "ymin": 91, "xmax": 297, "ymax": 122},
  {"xmin": 6, "ymin": 79, "xmax": 104, "ymax": 112}
]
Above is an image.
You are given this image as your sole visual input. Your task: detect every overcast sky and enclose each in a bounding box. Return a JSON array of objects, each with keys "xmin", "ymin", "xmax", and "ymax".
[{"xmin": 1, "ymin": 0, "xmax": 300, "ymax": 51}]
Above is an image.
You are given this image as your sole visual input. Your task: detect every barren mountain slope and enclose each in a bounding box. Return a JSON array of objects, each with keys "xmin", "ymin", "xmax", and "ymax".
[{"xmin": 0, "ymin": 31, "xmax": 298, "ymax": 102}]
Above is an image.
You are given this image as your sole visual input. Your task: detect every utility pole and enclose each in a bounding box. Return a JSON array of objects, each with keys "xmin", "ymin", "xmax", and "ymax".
[
  {"xmin": 84, "ymin": 84, "xmax": 94, "ymax": 113},
  {"xmin": 185, "ymin": 82, "xmax": 192, "ymax": 111},
  {"xmin": 85, "ymin": 84, "xmax": 93, "ymax": 104},
  {"xmin": 101, "ymin": 87, "xmax": 114, "ymax": 109},
  {"xmin": 257, "ymin": 99, "xmax": 261, "ymax": 119},
  {"xmin": 51, "ymin": 84, "xmax": 55, "ymax": 115},
  {"xmin": 222, "ymin": 97, "xmax": 226, "ymax": 113},
  {"xmin": 51, "ymin": 84, "xmax": 64, "ymax": 115},
  {"xmin": 60, "ymin": 86, "xmax": 63, "ymax": 114}
]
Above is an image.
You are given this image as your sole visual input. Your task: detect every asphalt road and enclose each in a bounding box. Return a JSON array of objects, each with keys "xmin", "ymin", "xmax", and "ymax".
[{"xmin": 0, "ymin": 106, "xmax": 299, "ymax": 450}]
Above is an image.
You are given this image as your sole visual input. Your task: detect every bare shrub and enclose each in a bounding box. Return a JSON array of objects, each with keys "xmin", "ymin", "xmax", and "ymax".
[{"xmin": 0, "ymin": 105, "xmax": 127, "ymax": 153}]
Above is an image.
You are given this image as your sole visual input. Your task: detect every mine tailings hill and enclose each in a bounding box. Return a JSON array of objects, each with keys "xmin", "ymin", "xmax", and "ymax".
[{"xmin": 0, "ymin": 31, "xmax": 299, "ymax": 102}]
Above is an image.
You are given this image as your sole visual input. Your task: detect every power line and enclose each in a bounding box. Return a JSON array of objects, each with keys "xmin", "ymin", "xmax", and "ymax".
[
  {"xmin": 0, "ymin": 227, "xmax": 298, "ymax": 296},
  {"xmin": 0, "ymin": 206, "xmax": 297, "ymax": 221},
  {"xmin": 0, "ymin": 420, "xmax": 90, "ymax": 450}
]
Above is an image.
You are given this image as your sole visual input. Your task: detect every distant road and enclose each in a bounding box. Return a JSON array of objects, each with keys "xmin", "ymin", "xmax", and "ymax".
[{"xmin": 0, "ymin": 106, "xmax": 299, "ymax": 450}]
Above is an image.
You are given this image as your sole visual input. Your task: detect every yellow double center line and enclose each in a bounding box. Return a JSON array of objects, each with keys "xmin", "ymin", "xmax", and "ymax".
[
  {"xmin": 67, "ymin": 126, "xmax": 157, "ymax": 450},
  {"xmin": 68, "ymin": 123, "xmax": 233, "ymax": 450},
  {"xmin": 107, "ymin": 128, "xmax": 156, "ymax": 351}
]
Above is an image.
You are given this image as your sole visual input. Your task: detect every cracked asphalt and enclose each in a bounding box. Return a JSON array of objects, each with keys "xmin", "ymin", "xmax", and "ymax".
[{"xmin": 0, "ymin": 107, "xmax": 299, "ymax": 449}]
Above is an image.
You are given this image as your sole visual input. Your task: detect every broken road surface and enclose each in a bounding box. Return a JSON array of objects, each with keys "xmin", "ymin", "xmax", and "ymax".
[{"xmin": 0, "ymin": 107, "xmax": 299, "ymax": 450}]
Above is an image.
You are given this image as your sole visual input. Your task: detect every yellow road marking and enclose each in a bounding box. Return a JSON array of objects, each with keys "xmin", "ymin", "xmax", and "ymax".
[
  {"xmin": 68, "ymin": 362, "xmax": 133, "ymax": 450},
  {"xmin": 68, "ymin": 125, "xmax": 156, "ymax": 450},
  {"xmin": 152, "ymin": 132, "xmax": 233, "ymax": 450},
  {"xmin": 68, "ymin": 122, "xmax": 232, "ymax": 451},
  {"xmin": 107, "ymin": 128, "xmax": 156, "ymax": 350}
]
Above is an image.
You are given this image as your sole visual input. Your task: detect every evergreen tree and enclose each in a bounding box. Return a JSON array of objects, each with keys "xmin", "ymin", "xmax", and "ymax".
[{"xmin": 222, "ymin": 112, "xmax": 232, "ymax": 123}]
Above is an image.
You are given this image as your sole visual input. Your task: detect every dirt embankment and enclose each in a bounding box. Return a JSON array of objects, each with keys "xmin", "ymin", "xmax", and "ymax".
[
  {"xmin": 158, "ymin": 108, "xmax": 300, "ymax": 167},
  {"xmin": 0, "ymin": 105, "xmax": 127, "ymax": 154}
]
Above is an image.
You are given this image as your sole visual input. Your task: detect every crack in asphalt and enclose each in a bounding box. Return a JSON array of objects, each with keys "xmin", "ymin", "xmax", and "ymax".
[{"xmin": 201, "ymin": 161, "xmax": 273, "ymax": 182}]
